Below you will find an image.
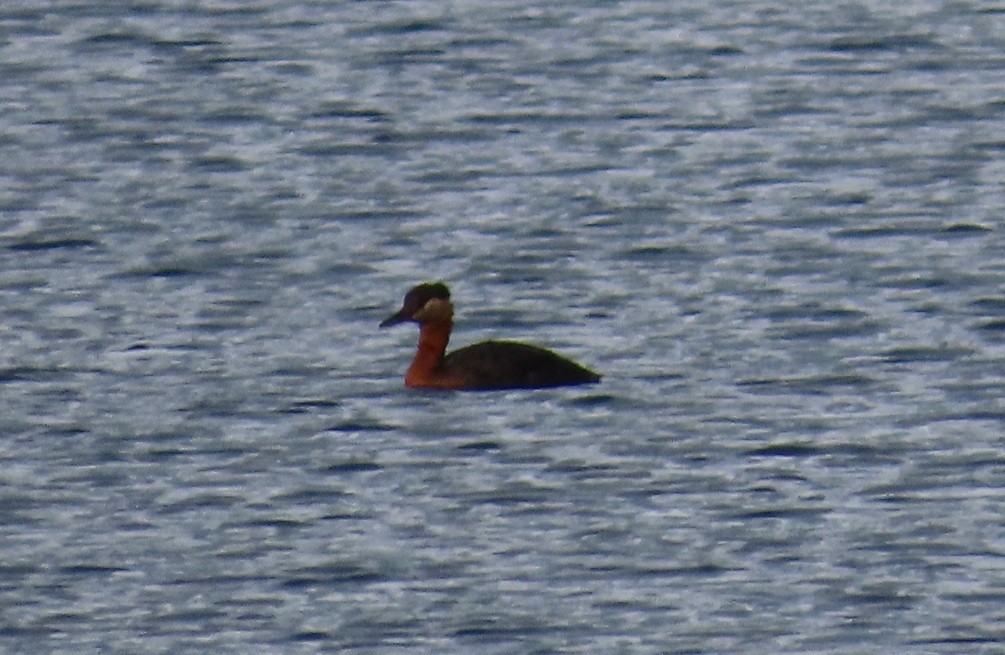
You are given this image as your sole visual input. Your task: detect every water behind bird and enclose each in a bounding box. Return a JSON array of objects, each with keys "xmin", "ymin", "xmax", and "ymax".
[{"xmin": 1, "ymin": 1, "xmax": 1002, "ymax": 654}]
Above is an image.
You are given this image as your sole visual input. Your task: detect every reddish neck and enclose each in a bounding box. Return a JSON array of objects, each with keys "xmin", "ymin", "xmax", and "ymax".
[{"xmin": 405, "ymin": 319, "xmax": 453, "ymax": 388}]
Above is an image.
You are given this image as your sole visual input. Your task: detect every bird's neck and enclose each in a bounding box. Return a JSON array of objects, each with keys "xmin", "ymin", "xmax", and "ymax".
[{"xmin": 405, "ymin": 319, "xmax": 453, "ymax": 388}]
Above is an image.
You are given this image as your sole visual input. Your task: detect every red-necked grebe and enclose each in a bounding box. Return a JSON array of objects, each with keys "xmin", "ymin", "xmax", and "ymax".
[{"xmin": 380, "ymin": 282, "xmax": 601, "ymax": 390}]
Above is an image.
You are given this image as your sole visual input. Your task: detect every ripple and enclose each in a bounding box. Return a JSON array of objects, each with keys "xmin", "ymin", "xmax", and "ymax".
[{"xmin": 3, "ymin": 1, "xmax": 1003, "ymax": 653}]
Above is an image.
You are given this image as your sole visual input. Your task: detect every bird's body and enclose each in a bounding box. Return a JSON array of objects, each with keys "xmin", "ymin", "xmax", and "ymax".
[{"xmin": 441, "ymin": 340, "xmax": 600, "ymax": 390}]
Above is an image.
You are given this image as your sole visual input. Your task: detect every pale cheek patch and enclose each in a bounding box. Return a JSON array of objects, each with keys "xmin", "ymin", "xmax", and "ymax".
[{"xmin": 414, "ymin": 298, "xmax": 453, "ymax": 322}]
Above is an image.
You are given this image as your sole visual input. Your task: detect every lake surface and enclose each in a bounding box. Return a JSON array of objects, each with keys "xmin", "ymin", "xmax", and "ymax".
[{"xmin": 1, "ymin": 1, "xmax": 1003, "ymax": 653}]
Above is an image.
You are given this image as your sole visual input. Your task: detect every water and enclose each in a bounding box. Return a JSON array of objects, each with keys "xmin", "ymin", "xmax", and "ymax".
[{"xmin": 1, "ymin": 1, "xmax": 1003, "ymax": 653}]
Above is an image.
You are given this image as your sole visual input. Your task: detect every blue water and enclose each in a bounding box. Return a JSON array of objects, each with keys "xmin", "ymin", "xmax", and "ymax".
[{"xmin": 2, "ymin": 1, "xmax": 1003, "ymax": 653}]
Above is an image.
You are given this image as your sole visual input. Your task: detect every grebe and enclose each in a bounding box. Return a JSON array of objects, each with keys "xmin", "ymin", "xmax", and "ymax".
[{"xmin": 380, "ymin": 282, "xmax": 601, "ymax": 390}]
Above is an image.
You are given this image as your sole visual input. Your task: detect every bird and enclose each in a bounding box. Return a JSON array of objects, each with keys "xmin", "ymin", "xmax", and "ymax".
[{"xmin": 380, "ymin": 282, "xmax": 601, "ymax": 390}]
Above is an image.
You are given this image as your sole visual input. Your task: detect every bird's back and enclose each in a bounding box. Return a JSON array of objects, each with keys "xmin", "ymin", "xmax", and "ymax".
[{"xmin": 442, "ymin": 340, "xmax": 601, "ymax": 390}]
